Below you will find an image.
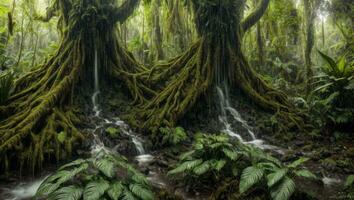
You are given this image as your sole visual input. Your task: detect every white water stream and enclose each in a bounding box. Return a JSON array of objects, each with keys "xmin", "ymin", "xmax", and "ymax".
[
  {"xmin": 216, "ymin": 85, "xmax": 284, "ymax": 154},
  {"xmin": 0, "ymin": 49, "xmax": 157, "ymax": 200}
]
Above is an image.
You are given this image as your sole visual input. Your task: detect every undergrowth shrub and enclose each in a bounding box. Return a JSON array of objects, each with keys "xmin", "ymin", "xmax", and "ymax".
[
  {"xmin": 345, "ymin": 175, "xmax": 354, "ymax": 200},
  {"xmin": 309, "ymin": 51, "xmax": 354, "ymax": 128},
  {"xmin": 35, "ymin": 151, "xmax": 154, "ymax": 200},
  {"xmin": 168, "ymin": 133, "xmax": 316, "ymax": 200},
  {"xmin": 156, "ymin": 127, "xmax": 188, "ymax": 147}
]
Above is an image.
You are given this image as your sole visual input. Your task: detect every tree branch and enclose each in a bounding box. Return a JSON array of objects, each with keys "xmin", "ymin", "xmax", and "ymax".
[
  {"xmin": 35, "ymin": 7, "xmax": 57, "ymax": 22},
  {"xmin": 241, "ymin": 0, "xmax": 270, "ymax": 32},
  {"xmin": 113, "ymin": 0, "xmax": 140, "ymax": 23},
  {"xmin": 34, "ymin": 0, "xmax": 58, "ymax": 22}
]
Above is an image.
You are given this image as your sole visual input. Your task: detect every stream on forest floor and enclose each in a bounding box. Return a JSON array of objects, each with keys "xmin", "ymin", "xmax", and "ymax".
[
  {"xmin": 0, "ymin": 53, "xmax": 343, "ymax": 200},
  {"xmin": 216, "ymin": 84, "xmax": 285, "ymax": 155}
]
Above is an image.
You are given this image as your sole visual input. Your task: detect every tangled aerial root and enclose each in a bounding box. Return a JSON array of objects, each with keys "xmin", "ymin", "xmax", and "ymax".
[
  {"xmin": 115, "ymin": 37, "xmax": 305, "ymax": 133},
  {"xmin": 0, "ymin": 36, "xmax": 85, "ymax": 171},
  {"xmin": 111, "ymin": 0, "xmax": 306, "ymax": 133},
  {"xmin": 0, "ymin": 0, "xmax": 146, "ymax": 172}
]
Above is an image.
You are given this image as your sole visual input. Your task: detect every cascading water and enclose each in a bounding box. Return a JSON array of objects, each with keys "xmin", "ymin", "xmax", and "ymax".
[
  {"xmin": 216, "ymin": 84, "xmax": 283, "ymax": 153},
  {"xmin": 0, "ymin": 48, "xmax": 156, "ymax": 200},
  {"xmin": 87, "ymin": 49, "xmax": 161, "ymax": 186},
  {"xmin": 92, "ymin": 50, "xmax": 100, "ymax": 117},
  {"xmin": 89, "ymin": 48, "xmax": 149, "ymax": 158}
]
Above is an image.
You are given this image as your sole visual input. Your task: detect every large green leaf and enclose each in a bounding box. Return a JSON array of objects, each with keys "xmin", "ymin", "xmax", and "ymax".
[
  {"xmin": 168, "ymin": 159, "xmax": 203, "ymax": 175},
  {"xmin": 213, "ymin": 160, "xmax": 227, "ymax": 171},
  {"xmin": 294, "ymin": 170, "xmax": 316, "ymax": 179},
  {"xmin": 239, "ymin": 166, "xmax": 264, "ymax": 193},
  {"xmin": 345, "ymin": 175, "xmax": 354, "ymax": 187},
  {"xmin": 193, "ymin": 161, "xmax": 211, "ymax": 175},
  {"xmin": 337, "ymin": 56, "xmax": 346, "ymax": 75},
  {"xmin": 48, "ymin": 186, "xmax": 83, "ymax": 200},
  {"xmin": 222, "ymin": 148, "xmax": 238, "ymax": 160},
  {"xmin": 58, "ymin": 159, "xmax": 86, "ymax": 170},
  {"xmin": 318, "ymin": 50, "xmax": 337, "ymax": 73},
  {"xmin": 267, "ymin": 169, "xmax": 288, "ymax": 187},
  {"xmin": 107, "ymin": 181, "xmax": 124, "ymax": 200},
  {"xmin": 287, "ymin": 157, "xmax": 310, "ymax": 168},
  {"xmin": 94, "ymin": 158, "xmax": 115, "ymax": 178},
  {"xmin": 122, "ymin": 188, "xmax": 137, "ymax": 200},
  {"xmin": 129, "ymin": 184, "xmax": 154, "ymax": 200},
  {"xmin": 83, "ymin": 180, "xmax": 109, "ymax": 200},
  {"xmin": 38, "ymin": 166, "xmax": 87, "ymax": 196},
  {"xmin": 179, "ymin": 150, "xmax": 195, "ymax": 160},
  {"xmin": 270, "ymin": 177, "xmax": 295, "ymax": 200}
]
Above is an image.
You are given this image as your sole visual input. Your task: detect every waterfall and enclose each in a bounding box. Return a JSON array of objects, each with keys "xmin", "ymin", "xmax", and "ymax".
[
  {"xmin": 89, "ymin": 48, "xmax": 150, "ymax": 159},
  {"xmin": 92, "ymin": 49, "xmax": 100, "ymax": 117},
  {"xmin": 216, "ymin": 84, "xmax": 283, "ymax": 153}
]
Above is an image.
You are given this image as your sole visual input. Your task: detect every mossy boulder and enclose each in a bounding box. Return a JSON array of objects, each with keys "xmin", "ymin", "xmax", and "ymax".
[{"xmin": 105, "ymin": 127, "xmax": 120, "ymax": 138}]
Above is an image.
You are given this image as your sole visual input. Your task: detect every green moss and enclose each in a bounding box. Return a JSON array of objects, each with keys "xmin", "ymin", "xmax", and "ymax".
[{"xmin": 105, "ymin": 127, "xmax": 120, "ymax": 138}]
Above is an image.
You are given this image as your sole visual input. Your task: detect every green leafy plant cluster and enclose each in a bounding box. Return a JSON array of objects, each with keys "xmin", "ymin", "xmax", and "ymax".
[
  {"xmin": 36, "ymin": 151, "xmax": 154, "ymax": 200},
  {"xmin": 157, "ymin": 126, "xmax": 188, "ymax": 146},
  {"xmin": 106, "ymin": 127, "xmax": 121, "ymax": 138},
  {"xmin": 309, "ymin": 51, "xmax": 354, "ymax": 127},
  {"xmin": 314, "ymin": 51, "xmax": 354, "ymax": 105},
  {"xmin": 0, "ymin": 71, "xmax": 13, "ymax": 105},
  {"xmin": 168, "ymin": 134, "xmax": 239, "ymax": 183},
  {"xmin": 345, "ymin": 175, "xmax": 354, "ymax": 200},
  {"xmin": 168, "ymin": 133, "xmax": 316, "ymax": 200},
  {"xmin": 240, "ymin": 157, "xmax": 316, "ymax": 200}
]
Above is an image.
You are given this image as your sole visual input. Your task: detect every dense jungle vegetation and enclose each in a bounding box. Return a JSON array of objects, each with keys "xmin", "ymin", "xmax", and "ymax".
[{"xmin": 0, "ymin": 0, "xmax": 353, "ymax": 199}]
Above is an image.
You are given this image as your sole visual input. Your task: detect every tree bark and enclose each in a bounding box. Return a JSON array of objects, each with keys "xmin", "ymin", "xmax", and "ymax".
[{"xmin": 303, "ymin": 0, "xmax": 318, "ymax": 93}]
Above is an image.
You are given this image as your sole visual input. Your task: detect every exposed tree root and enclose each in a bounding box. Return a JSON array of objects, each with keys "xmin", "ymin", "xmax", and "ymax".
[
  {"xmin": 121, "ymin": 0, "xmax": 305, "ymax": 133},
  {"xmin": 0, "ymin": 36, "xmax": 85, "ymax": 171},
  {"xmin": 0, "ymin": 0, "xmax": 142, "ymax": 172}
]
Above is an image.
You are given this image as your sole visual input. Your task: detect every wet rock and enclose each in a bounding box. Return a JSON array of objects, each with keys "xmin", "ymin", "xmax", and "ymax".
[
  {"xmin": 321, "ymin": 158, "xmax": 337, "ymax": 171},
  {"xmin": 114, "ymin": 138, "xmax": 138, "ymax": 156},
  {"xmin": 295, "ymin": 140, "xmax": 305, "ymax": 146},
  {"xmin": 319, "ymin": 150, "xmax": 332, "ymax": 158}
]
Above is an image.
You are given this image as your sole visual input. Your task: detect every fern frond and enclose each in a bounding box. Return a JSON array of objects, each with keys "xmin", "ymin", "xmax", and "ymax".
[
  {"xmin": 213, "ymin": 160, "xmax": 227, "ymax": 171},
  {"xmin": 48, "ymin": 186, "xmax": 83, "ymax": 200},
  {"xmin": 83, "ymin": 180, "xmax": 110, "ymax": 200},
  {"xmin": 168, "ymin": 159, "xmax": 203, "ymax": 175},
  {"xmin": 267, "ymin": 169, "xmax": 288, "ymax": 187},
  {"xmin": 122, "ymin": 188, "xmax": 137, "ymax": 200},
  {"xmin": 294, "ymin": 170, "xmax": 316, "ymax": 179},
  {"xmin": 131, "ymin": 174, "xmax": 149, "ymax": 185},
  {"xmin": 239, "ymin": 166, "xmax": 264, "ymax": 193},
  {"xmin": 129, "ymin": 184, "xmax": 154, "ymax": 200},
  {"xmin": 270, "ymin": 177, "xmax": 295, "ymax": 200},
  {"xmin": 107, "ymin": 181, "xmax": 124, "ymax": 200},
  {"xmin": 58, "ymin": 159, "xmax": 86, "ymax": 170},
  {"xmin": 94, "ymin": 157, "xmax": 115, "ymax": 178},
  {"xmin": 222, "ymin": 148, "xmax": 238, "ymax": 160},
  {"xmin": 287, "ymin": 157, "xmax": 309, "ymax": 168},
  {"xmin": 193, "ymin": 161, "xmax": 211, "ymax": 175},
  {"xmin": 179, "ymin": 150, "xmax": 195, "ymax": 160}
]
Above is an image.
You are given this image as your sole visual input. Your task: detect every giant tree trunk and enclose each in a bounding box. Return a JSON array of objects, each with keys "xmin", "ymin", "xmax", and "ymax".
[
  {"xmin": 128, "ymin": 0, "xmax": 303, "ymax": 132},
  {"xmin": 151, "ymin": 0, "xmax": 164, "ymax": 60},
  {"xmin": 0, "ymin": 0, "xmax": 142, "ymax": 171},
  {"xmin": 303, "ymin": 0, "xmax": 318, "ymax": 94}
]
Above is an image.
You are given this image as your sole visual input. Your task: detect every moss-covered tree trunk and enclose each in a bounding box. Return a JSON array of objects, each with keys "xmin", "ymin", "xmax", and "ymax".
[
  {"xmin": 129, "ymin": 0, "xmax": 303, "ymax": 132},
  {"xmin": 0, "ymin": 0, "xmax": 142, "ymax": 172},
  {"xmin": 303, "ymin": 0, "xmax": 317, "ymax": 94},
  {"xmin": 151, "ymin": 0, "xmax": 164, "ymax": 60}
]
